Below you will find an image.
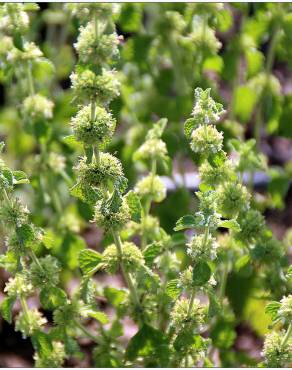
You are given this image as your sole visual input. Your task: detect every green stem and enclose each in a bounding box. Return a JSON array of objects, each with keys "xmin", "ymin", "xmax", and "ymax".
[
  {"xmin": 92, "ymin": 144, "xmax": 100, "ymax": 165},
  {"xmin": 26, "ymin": 61, "xmax": 35, "ymax": 96},
  {"xmin": 74, "ymin": 320, "xmax": 100, "ymax": 344},
  {"xmin": 111, "ymin": 230, "xmax": 140, "ymax": 308},
  {"xmin": 141, "ymin": 158, "xmax": 157, "ymax": 250},
  {"xmin": 254, "ymin": 22, "xmax": 280, "ymax": 149},
  {"xmin": 219, "ymin": 263, "xmax": 228, "ymax": 303},
  {"xmin": 266, "ymin": 24, "xmax": 280, "ymax": 75},
  {"xmin": 94, "ymin": 12, "xmax": 99, "ymax": 39},
  {"xmin": 20, "ymin": 296, "xmax": 30, "ymax": 322},
  {"xmin": 281, "ymin": 322, "xmax": 292, "ymax": 348},
  {"xmin": 3, "ymin": 188, "xmax": 11, "ymax": 206},
  {"xmin": 29, "ymin": 249, "xmax": 43, "ymax": 271},
  {"xmin": 187, "ymin": 289, "xmax": 196, "ymax": 317}
]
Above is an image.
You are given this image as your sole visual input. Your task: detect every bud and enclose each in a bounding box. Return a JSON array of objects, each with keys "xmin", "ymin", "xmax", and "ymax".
[
  {"xmin": 187, "ymin": 234, "xmax": 218, "ymax": 261},
  {"xmin": 34, "ymin": 342, "xmax": 65, "ymax": 368},
  {"xmin": 15, "ymin": 309, "xmax": 47, "ymax": 338},
  {"xmin": 0, "ymin": 198, "xmax": 29, "ymax": 228},
  {"xmin": 75, "ymin": 22, "xmax": 119, "ymax": 65},
  {"xmin": 135, "ymin": 138, "xmax": 168, "ymax": 162},
  {"xmin": 76, "ymin": 152, "xmax": 123, "ymax": 188},
  {"xmin": 170, "ymin": 297, "xmax": 205, "ymax": 328},
  {"xmin": 48, "ymin": 152, "xmax": 66, "ymax": 174},
  {"xmin": 22, "ymin": 94, "xmax": 54, "ymax": 121},
  {"xmin": 199, "ymin": 159, "xmax": 234, "ymax": 186},
  {"xmin": 4, "ymin": 273, "xmax": 33, "ymax": 298},
  {"xmin": 7, "ymin": 42, "xmax": 42, "ymax": 63},
  {"xmin": 135, "ymin": 175, "xmax": 166, "ymax": 203},
  {"xmin": 0, "ymin": 4, "xmax": 29, "ymax": 35},
  {"xmin": 192, "ymin": 87, "xmax": 225, "ymax": 125},
  {"xmin": 279, "ymin": 295, "xmax": 292, "ymax": 322},
  {"xmin": 190, "ymin": 125, "xmax": 223, "ymax": 155},
  {"xmin": 30, "ymin": 255, "xmax": 60, "ymax": 289},
  {"xmin": 94, "ymin": 197, "xmax": 130, "ymax": 231},
  {"xmin": 71, "ymin": 104, "xmax": 116, "ymax": 146},
  {"xmin": 100, "ymin": 241, "xmax": 144, "ymax": 273},
  {"xmin": 262, "ymin": 331, "xmax": 292, "ymax": 367},
  {"xmin": 236, "ymin": 209, "xmax": 265, "ymax": 243},
  {"xmin": 217, "ymin": 182, "xmax": 250, "ymax": 218},
  {"xmin": 71, "ymin": 68, "xmax": 120, "ymax": 104}
]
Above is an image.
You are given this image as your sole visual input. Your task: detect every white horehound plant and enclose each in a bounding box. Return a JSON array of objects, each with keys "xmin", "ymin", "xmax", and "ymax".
[
  {"xmin": 0, "ymin": 3, "xmax": 69, "ymax": 222},
  {"xmin": 0, "ymin": 4, "xmax": 291, "ymax": 368}
]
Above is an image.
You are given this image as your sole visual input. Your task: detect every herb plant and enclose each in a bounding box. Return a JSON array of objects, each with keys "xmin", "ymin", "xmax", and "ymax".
[{"xmin": 0, "ymin": 3, "xmax": 291, "ymax": 368}]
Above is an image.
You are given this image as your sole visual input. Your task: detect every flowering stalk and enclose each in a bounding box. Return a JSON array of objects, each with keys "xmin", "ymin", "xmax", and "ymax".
[
  {"xmin": 0, "ymin": 3, "xmax": 68, "ymax": 221},
  {"xmin": 68, "ymin": 4, "xmax": 145, "ymax": 326}
]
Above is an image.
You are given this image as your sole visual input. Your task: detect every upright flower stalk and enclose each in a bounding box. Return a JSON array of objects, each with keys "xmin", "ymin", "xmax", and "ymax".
[{"xmin": 68, "ymin": 4, "xmax": 144, "ymax": 321}]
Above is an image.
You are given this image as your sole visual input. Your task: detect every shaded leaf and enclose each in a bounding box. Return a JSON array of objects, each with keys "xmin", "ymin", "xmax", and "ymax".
[
  {"xmin": 174, "ymin": 215, "xmax": 196, "ymax": 231},
  {"xmin": 192, "ymin": 261, "xmax": 211, "ymax": 286}
]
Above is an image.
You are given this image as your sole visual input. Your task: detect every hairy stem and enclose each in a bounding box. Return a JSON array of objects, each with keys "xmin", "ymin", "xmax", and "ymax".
[
  {"xmin": 74, "ymin": 320, "xmax": 100, "ymax": 344},
  {"xmin": 111, "ymin": 230, "xmax": 140, "ymax": 308},
  {"xmin": 26, "ymin": 61, "xmax": 35, "ymax": 96}
]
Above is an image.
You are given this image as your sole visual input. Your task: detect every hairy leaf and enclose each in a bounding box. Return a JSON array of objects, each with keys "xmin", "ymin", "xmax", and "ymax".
[
  {"xmin": 174, "ymin": 215, "xmax": 196, "ymax": 231},
  {"xmin": 126, "ymin": 324, "xmax": 170, "ymax": 367},
  {"xmin": 78, "ymin": 249, "xmax": 102, "ymax": 276}
]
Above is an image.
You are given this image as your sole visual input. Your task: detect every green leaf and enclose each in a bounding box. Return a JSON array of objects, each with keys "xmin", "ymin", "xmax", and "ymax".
[
  {"xmin": 12, "ymin": 32, "xmax": 24, "ymax": 51},
  {"xmin": 104, "ymin": 287, "xmax": 127, "ymax": 308},
  {"xmin": 125, "ymin": 190, "xmax": 142, "ymax": 223},
  {"xmin": 126, "ymin": 324, "xmax": 170, "ymax": 367},
  {"xmin": 192, "ymin": 261, "xmax": 211, "ymax": 286},
  {"xmin": 12, "ymin": 170, "xmax": 29, "ymax": 184},
  {"xmin": 245, "ymin": 49, "xmax": 264, "ymax": 78},
  {"xmin": 32, "ymin": 331, "xmax": 53, "ymax": 358},
  {"xmin": 287, "ymin": 265, "xmax": 292, "ymax": 280},
  {"xmin": 0, "ymin": 296, "xmax": 16, "ymax": 323},
  {"xmin": 219, "ymin": 219, "xmax": 241, "ymax": 232},
  {"xmin": 265, "ymin": 301, "xmax": 281, "ymax": 321},
  {"xmin": 78, "ymin": 249, "xmax": 102, "ymax": 276},
  {"xmin": 174, "ymin": 215, "xmax": 196, "ymax": 231},
  {"xmin": 88, "ymin": 310, "xmax": 109, "ymax": 324},
  {"xmin": 118, "ymin": 3, "xmax": 142, "ymax": 33},
  {"xmin": 62, "ymin": 135, "xmax": 83, "ymax": 150},
  {"xmin": 165, "ymin": 279, "xmax": 182, "ymax": 300},
  {"xmin": 23, "ymin": 3, "xmax": 39, "ymax": 11},
  {"xmin": 233, "ymin": 85, "xmax": 258, "ymax": 123},
  {"xmin": 208, "ymin": 291, "xmax": 221, "ymax": 318},
  {"xmin": 211, "ymin": 320, "xmax": 236, "ymax": 350},
  {"xmin": 184, "ymin": 118, "xmax": 197, "ymax": 139},
  {"xmin": 143, "ymin": 242, "xmax": 161, "ymax": 266},
  {"xmin": 40, "ymin": 287, "xmax": 67, "ymax": 310},
  {"xmin": 235, "ymin": 254, "xmax": 250, "ymax": 271},
  {"xmin": 203, "ymin": 55, "xmax": 223, "ymax": 73}
]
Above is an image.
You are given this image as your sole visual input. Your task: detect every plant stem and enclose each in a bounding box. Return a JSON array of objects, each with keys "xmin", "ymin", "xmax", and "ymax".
[
  {"xmin": 141, "ymin": 158, "xmax": 157, "ymax": 250},
  {"xmin": 20, "ymin": 296, "xmax": 30, "ymax": 322},
  {"xmin": 111, "ymin": 230, "xmax": 140, "ymax": 308},
  {"xmin": 281, "ymin": 322, "xmax": 292, "ymax": 348},
  {"xmin": 219, "ymin": 263, "xmax": 228, "ymax": 303},
  {"xmin": 266, "ymin": 24, "xmax": 280, "ymax": 75},
  {"xmin": 187, "ymin": 289, "xmax": 196, "ymax": 317},
  {"xmin": 254, "ymin": 21, "xmax": 280, "ymax": 150},
  {"xmin": 92, "ymin": 145, "xmax": 100, "ymax": 165},
  {"xmin": 3, "ymin": 188, "xmax": 11, "ymax": 206},
  {"xmin": 26, "ymin": 61, "xmax": 35, "ymax": 96},
  {"xmin": 29, "ymin": 249, "xmax": 44, "ymax": 271},
  {"xmin": 74, "ymin": 320, "xmax": 100, "ymax": 344},
  {"xmin": 94, "ymin": 12, "xmax": 99, "ymax": 39}
]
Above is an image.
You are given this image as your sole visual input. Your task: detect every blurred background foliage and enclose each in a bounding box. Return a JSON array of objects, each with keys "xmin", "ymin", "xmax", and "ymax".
[{"xmin": 0, "ymin": 3, "xmax": 291, "ymax": 366}]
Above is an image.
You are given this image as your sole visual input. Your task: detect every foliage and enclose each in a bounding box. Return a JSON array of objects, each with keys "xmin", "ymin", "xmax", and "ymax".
[{"xmin": 0, "ymin": 3, "xmax": 291, "ymax": 368}]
